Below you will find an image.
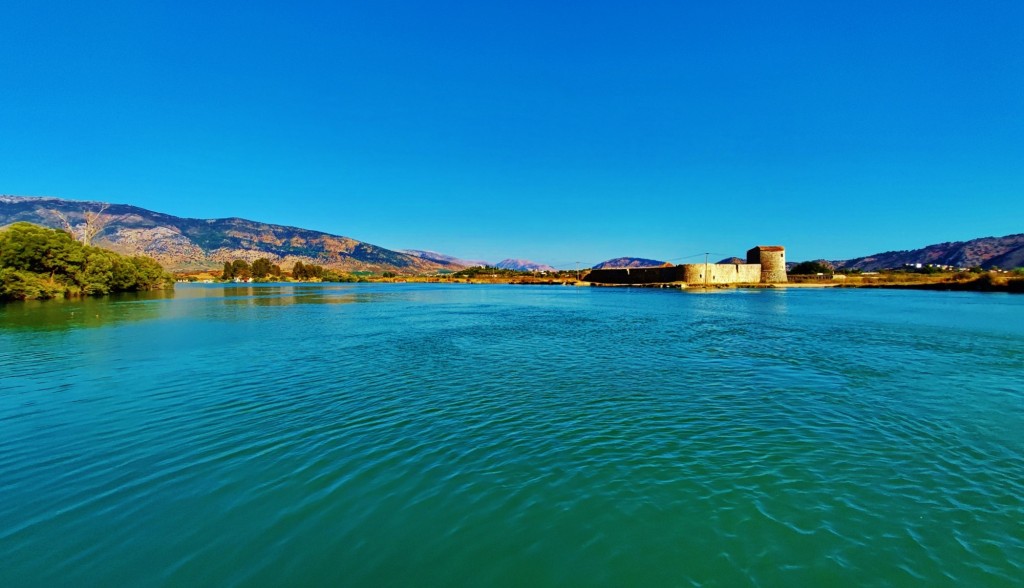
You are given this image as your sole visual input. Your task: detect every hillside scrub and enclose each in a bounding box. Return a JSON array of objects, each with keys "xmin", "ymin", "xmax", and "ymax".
[{"xmin": 0, "ymin": 222, "xmax": 174, "ymax": 301}]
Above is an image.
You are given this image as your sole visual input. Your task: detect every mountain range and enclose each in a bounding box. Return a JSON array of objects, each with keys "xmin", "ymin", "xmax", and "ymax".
[
  {"xmin": 591, "ymin": 239, "xmax": 1024, "ymax": 272},
  {"xmin": 0, "ymin": 196, "xmax": 460, "ymax": 273},
  {"xmin": 402, "ymin": 251, "xmax": 557, "ymax": 272},
  {"xmin": 494, "ymin": 259, "xmax": 555, "ymax": 272},
  {"xmin": 831, "ymin": 234, "xmax": 1024, "ymax": 271},
  {"xmin": 3, "ymin": 196, "xmax": 1021, "ymax": 273},
  {"xmin": 401, "ymin": 250, "xmax": 490, "ymax": 269},
  {"xmin": 591, "ymin": 257, "xmax": 667, "ymax": 269}
]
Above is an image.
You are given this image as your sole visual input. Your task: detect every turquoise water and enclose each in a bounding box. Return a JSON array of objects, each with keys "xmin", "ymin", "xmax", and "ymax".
[{"xmin": 1, "ymin": 284, "xmax": 1022, "ymax": 586}]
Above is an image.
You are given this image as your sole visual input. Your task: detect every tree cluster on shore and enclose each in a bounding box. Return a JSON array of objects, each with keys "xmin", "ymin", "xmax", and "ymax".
[
  {"xmin": 449, "ymin": 266, "xmax": 580, "ymax": 280},
  {"xmin": 221, "ymin": 258, "xmax": 283, "ymax": 281},
  {"xmin": 220, "ymin": 259, "xmax": 365, "ymax": 282},
  {"xmin": 0, "ymin": 222, "xmax": 174, "ymax": 301},
  {"xmin": 788, "ymin": 261, "xmax": 835, "ymax": 275}
]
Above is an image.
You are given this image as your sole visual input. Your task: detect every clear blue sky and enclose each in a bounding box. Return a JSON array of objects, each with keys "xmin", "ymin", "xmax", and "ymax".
[{"xmin": 2, "ymin": 1, "xmax": 1021, "ymax": 266}]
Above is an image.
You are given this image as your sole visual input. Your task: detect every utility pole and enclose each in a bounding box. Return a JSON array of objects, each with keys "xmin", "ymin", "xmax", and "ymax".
[{"xmin": 705, "ymin": 252, "xmax": 709, "ymax": 287}]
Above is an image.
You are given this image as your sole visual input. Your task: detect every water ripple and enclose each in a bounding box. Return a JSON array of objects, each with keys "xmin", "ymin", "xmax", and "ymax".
[{"xmin": 1, "ymin": 285, "xmax": 1022, "ymax": 586}]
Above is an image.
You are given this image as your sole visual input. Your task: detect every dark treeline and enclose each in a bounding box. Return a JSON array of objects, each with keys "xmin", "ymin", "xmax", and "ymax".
[
  {"xmin": 221, "ymin": 259, "xmax": 364, "ymax": 282},
  {"xmin": 291, "ymin": 261, "xmax": 323, "ymax": 280},
  {"xmin": 451, "ymin": 266, "xmax": 531, "ymax": 278},
  {"xmin": 222, "ymin": 258, "xmax": 282, "ymax": 281},
  {"xmin": 451, "ymin": 266, "xmax": 574, "ymax": 279},
  {"xmin": 789, "ymin": 261, "xmax": 834, "ymax": 275},
  {"xmin": 0, "ymin": 222, "xmax": 174, "ymax": 301}
]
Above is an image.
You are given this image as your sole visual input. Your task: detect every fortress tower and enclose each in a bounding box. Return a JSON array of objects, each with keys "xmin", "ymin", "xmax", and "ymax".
[{"xmin": 747, "ymin": 246, "xmax": 787, "ymax": 283}]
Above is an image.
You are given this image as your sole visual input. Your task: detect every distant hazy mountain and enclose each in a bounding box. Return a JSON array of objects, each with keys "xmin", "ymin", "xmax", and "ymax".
[
  {"xmin": 592, "ymin": 257, "xmax": 667, "ymax": 269},
  {"xmin": 0, "ymin": 196, "xmax": 457, "ymax": 273},
  {"xmin": 401, "ymin": 249, "xmax": 489, "ymax": 268},
  {"xmin": 833, "ymin": 234, "xmax": 1024, "ymax": 271},
  {"xmin": 494, "ymin": 258, "xmax": 555, "ymax": 272}
]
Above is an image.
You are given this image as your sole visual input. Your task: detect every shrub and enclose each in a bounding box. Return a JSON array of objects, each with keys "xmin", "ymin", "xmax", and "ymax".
[
  {"xmin": 0, "ymin": 268, "xmax": 66, "ymax": 300},
  {"xmin": 789, "ymin": 261, "xmax": 833, "ymax": 275},
  {"xmin": 0, "ymin": 222, "xmax": 173, "ymax": 300}
]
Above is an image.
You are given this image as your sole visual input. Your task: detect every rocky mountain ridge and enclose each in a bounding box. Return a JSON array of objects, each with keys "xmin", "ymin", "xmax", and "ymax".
[
  {"xmin": 401, "ymin": 249, "xmax": 491, "ymax": 269},
  {"xmin": 494, "ymin": 259, "xmax": 555, "ymax": 272},
  {"xmin": 591, "ymin": 257, "xmax": 667, "ymax": 269},
  {"xmin": 6, "ymin": 196, "xmax": 1020, "ymax": 274},
  {"xmin": 0, "ymin": 196, "xmax": 457, "ymax": 273},
  {"xmin": 833, "ymin": 234, "xmax": 1024, "ymax": 271}
]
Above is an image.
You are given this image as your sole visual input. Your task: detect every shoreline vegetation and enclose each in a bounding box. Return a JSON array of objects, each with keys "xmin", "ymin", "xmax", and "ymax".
[
  {"xmin": 578, "ymin": 270, "xmax": 1024, "ymax": 293},
  {"xmin": 1, "ymin": 223, "xmax": 174, "ymax": 301},
  {"xmin": 180, "ymin": 267, "xmax": 1024, "ymax": 294},
  {"xmin": 4, "ymin": 222, "xmax": 1022, "ymax": 301}
]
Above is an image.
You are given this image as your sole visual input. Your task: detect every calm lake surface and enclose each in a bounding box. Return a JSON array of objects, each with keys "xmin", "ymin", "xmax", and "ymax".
[{"xmin": 1, "ymin": 284, "xmax": 1022, "ymax": 586}]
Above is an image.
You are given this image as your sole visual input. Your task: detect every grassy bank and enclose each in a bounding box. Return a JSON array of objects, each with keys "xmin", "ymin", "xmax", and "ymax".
[{"xmin": 853, "ymin": 274, "xmax": 1024, "ymax": 293}]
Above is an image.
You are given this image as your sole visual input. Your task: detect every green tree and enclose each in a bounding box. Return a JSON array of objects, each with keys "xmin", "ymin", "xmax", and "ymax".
[
  {"xmin": 222, "ymin": 261, "xmax": 234, "ymax": 280},
  {"xmin": 292, "ymin": 261, "xmax": 306, "ymax": 280},
  {"xmin": 231, "ymin": 259, "xmax": 251, "ymax": 281},
  {"xmin": 789, "ymin": 261, "xmax": 834, "ymax": 275},
  {"xmin": 110, "ymin": 256, "xmax": 139, "ymax": 290},
  {"xmin": 0, "ymin": 222, "xmax": 83, "ymax": 278},
  {"xmin": 251, "ymin": 258, "xmax": 273, "ymax": 279},
  {"xmin": 132, "ymin": 257, "xmax": 172, "ymax": 290},
  {"xmin": 0, "ymin": 268, "xmax": 65, "ymax": 300},
  {"xmin": 0, "ymin": 222, "xmax": 173, "ymax": 300},
  {"xmin": 78, "ymin": 248, "xmax": 116, "ymax": 295}
]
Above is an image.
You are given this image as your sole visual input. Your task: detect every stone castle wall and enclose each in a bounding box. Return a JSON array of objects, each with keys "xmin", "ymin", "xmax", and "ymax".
[
  {"xmin": 582, "ymin": 266, "xmax": 684, "ymax": 285},
  {"xmin": 760, "ymin": 251, "xmax": 787, "ymax": 283},
  {"xmin": 747, "ymin": 246, "xmax": 787, "ymax": 283},
  {"xmin": 681, "ymin": 263, "xmax": 762, "ymax": 284},
  {"xmin": 584, "ymin": 245, "xmax": 788, "ymax": 285},
  {"xmin": 585, "ymin": 263, "xmax": 762, "ymax": 285}
]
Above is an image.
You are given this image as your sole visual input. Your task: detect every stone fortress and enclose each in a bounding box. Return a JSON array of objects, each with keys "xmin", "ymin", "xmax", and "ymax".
[{"xmin": 583, "ymin": 246, "xmax": 788, "ymax": 286}]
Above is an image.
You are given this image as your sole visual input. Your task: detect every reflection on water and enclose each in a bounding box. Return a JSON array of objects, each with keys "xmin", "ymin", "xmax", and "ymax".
[
  {"xmin": 1, "ymin": 284, "xmax": 1023, "ymax": 587},
  {"xmin": 0, "ymin": 289, "xmax": 175, "ymax": 331},
  {"xmin": 174, "ymin": 283, "xmax": 399, "ymax": 306},
  {"xmin": 0, "ymin": 283, "xmax": 399, "ymax": 329}
]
